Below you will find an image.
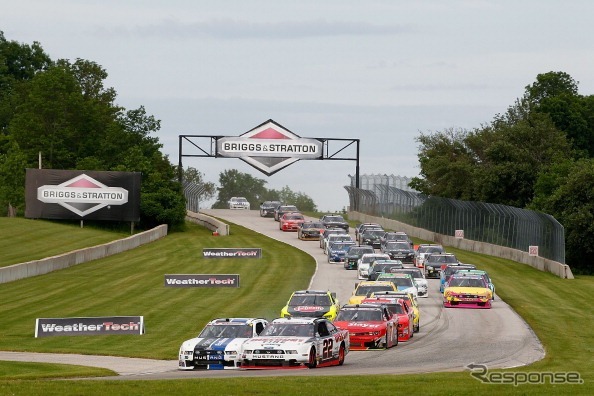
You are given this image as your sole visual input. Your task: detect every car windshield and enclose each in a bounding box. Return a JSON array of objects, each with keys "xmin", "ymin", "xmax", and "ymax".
[
  {"xmin": 260, "ymin": 323, "xmax": 314, "ymax": 337},
  {"xmin": 391, "ymin": 278, "xmax": 413, "ymax": 287},
  {"xmin": 364, "ymin": 230, "xmax": 385, "ymax": 237},
  {"xmin": 285, "ymin": 214, "xmax": 304, "ymax": 220},
  {"xmin": 330, "ymin": 235, "xmax": 352, "ymax": 242},
  {"xmin": 396, "ymin": 269, "xmax": 423, "ymax": 278},
  {"xmin": 303, "ymin": 222, "xmax": 323, "ymax": 229},
  {"xmin": 361, "ymin": 255, "xmax": 389, "ymax": 264},
  {"xmin": 336, "ymin": 309, "xmax": 383, "ymax": 322},
  {"xmin": 428, "ymin": 255, "xmax": 458, "ymax": 264},
  {"xmin": 385, "ymin": 242, "xmax": 410, "ymax": 250},
  {"xmin": 448, "ymin": 277, "xmax": 485, "ymax": 288},
  {"xmin": 325, "ymin": 216, "xmax": 345, "ymax": 222},
  {"xmin": 348, "ymin": 247, "xmax": 374, "ymax": 256},
  {"xmin": 198, "ymin": 324, "xmax": 252, "ymax": 338},
  {"xmin": 263, "ymin": 201, "xmax": 281, "ymax": 207},
  {"xmin": 289, "ymin": 295, "xmax": 331, "ymax": 306},
  {"xmin": 387, "ymin": 304, "xmax": 404, "ymax": 315},
  {"xmin": 330, "ymin": 243, "xmax": 353, "ymax": 251},
  {"xmin": 372, "ymin": 264, "xmax": 402, "ymax": 273},
  {"xmin": 420, "ymin": 246, "xmax": 444, "ymax": 254},
  {"xmin": 355, "ymin": 285, "xmax": 394, "ymax": 296}
]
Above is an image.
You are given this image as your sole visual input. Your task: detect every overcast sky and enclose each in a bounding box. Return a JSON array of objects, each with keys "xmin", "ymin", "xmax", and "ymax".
[{"xmin": 3, "ymin": 1, "xmax": 594, "ymax": 211}]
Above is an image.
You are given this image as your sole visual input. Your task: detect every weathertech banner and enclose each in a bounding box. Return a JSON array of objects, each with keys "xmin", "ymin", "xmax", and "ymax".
[
  {"xmin": 164, "ymin": 274, "xmax": 240, "ymax": 288},
  {"xmin": 202, "ymin": 248, "xmax": 262, "ymax": 258},
  {"xmin": 35, "ymin": 316, "xmax": 144, "ymax": 338},
  {"xmin": 25, "ymin": 169, "xmax": 141, "ymax": 221}
]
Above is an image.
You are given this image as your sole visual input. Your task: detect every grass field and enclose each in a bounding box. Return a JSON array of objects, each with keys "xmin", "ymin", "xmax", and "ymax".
[
  {"xmin": 0, "ymin": 217, "xmax": 129, "ymax": 267},
  {"xmin": 0, "ymin": 217, "xmax": 592, "ymax": 395}
]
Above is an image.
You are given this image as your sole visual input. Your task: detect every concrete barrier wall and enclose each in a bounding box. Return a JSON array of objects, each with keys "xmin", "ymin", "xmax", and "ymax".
[
  {"xmin": 186, "ymin": 211, "xmax": 230, "ymax": 235},
  {"xmin": 0, "ymin": 224, "xmax": 168, "ymax": 284},
  {"xmin": 348, "ymin": 211, "xmax": 574, "ymax": 279}
]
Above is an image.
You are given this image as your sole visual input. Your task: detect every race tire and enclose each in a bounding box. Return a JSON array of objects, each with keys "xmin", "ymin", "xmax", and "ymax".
[
  {"xmin": 307, "ymin": 347, "xmax": 317, "ymax": 369},
  {"xmin": 393, "ymin": 327, "xmax": 399, "ymax": 346},
  {"xmin": 414, "ymin": 322, "xmax": 420, "ymax": 333},
  {"xmin": 338, "ymin": 344, "xmax": 345, "ymax": 366}
]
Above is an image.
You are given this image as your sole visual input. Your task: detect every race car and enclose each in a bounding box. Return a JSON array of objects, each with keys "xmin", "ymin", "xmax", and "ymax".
[
  {"xmin": 319, "ymin": 228, "xmax": 348, "ymax": 249},
  {"xmin": 240, "ymin": 317, "xmax": 349, "ymax": 369},
  {"xmin": 357, "ymin": 253, "xmax": 391, "ymax": 280},
  {"xmin": 443, "ymin": 273, "xmax": 493, "ymax": 309},
  {"xmin": 389, "ymin": 267, "xmax": 429, "ymax": 298},
  {"xmin": 319, "ymin": 214, "xmax": 350, "ymax": 231},
  {"xmin": 279, "ymin": 212, "xmax": 305, "ymax": 231},
  {"xmin": 274, "ymin": 205, "xmax": 299, "ymax": 221},
  {"xmin": 322, "ymin": 233, "xmax": 354, "ymax": 254},
  {"xmin": 424, "ymin": 253, "xmax": 460, "ymax": 278},
  {"xmin": 348, "ymin": 281, "xmax": 398, "ymax": 305},
  {"xmin": 376, "ymin": 273, "xmax": 419, "ymax": 299},
  {"xmin": 439, "ymin": 263, "xmax": 477, "ymax": 293},
  {"xmin": 415, "ymin": 244, "xmax": 445, "ymax": 269},
  {"xmin": 260, "ymin": 201, "xmax": 281, "ymax": 217},
  {"xmin": 372, "ymin": 291, "xmax": 420, "ymax": 333},
  {"xmin": 358, "ymin": 228, "xmax": 386, "ymax": 248},
  {"xmin": 178, "ymin": 318, "xmax": 268, "ymax": 370},
  {"xmin": 333, "ymin": 303, "xmax": 398, "ymax": 350},
  {"xmin": 380, "ymin": 241, "xmax": 416, "ymax": 265},
  {"xmin": 228, "ymin": 197, "xmax": 250, "ymax": 210},
  {"xmin": 362, "ymin": 296, "xmax": 414, "ymax": 342},
  {"xmin": 327, "ymin": 241, "xmax": 356, "ymax": 263},
  {"xmin": 453, "ymin": 268, "xmax": 496, "ymax": 300},
  {"xmin": 298, "ymin": 221, "xmax": 326, "ymax": 240},
  {"xmin": 367, "ymin": 259, "xmax": 404, "ymax": 281},
  {"xmin": 280, "ymin": 290, "xmax": 340, "ymax": 321},
  {"xmin": 343, "ymin": 245, "xmax": 374, "ymax": 270}
]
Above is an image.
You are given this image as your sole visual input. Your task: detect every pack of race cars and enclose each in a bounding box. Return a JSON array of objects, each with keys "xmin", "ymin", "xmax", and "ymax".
[{"xmin": 179, "ymin": 206, "xmax": 496, "ymax": 370}]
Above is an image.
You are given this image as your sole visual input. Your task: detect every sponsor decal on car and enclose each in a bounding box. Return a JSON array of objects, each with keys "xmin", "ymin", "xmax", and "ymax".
[{"xmin": 294, "ymin": 306, "xmax": 324, "ymax": 312}]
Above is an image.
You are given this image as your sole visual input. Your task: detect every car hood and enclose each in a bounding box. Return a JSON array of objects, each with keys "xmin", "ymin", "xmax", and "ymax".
[
  {"xmin": 287, "ymin": 305, "xmax": 330, "ymax": 316},
  {"xmin": 242, "ymin": 337, "xmax": 314, "ymax": 348},
  {"xmin": 180, "ymin": 337, "xmax": 246, "ymax": 351},
  {"xmin": 334, "ymin": 321, "xmax": 385, "ymax": 332},
  {"xmin": 444, "ymin": 287, "xmax": 491, "ymax": 295}
]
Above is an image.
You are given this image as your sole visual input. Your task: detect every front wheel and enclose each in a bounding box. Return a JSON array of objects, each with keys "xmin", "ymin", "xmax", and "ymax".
[{"xmin": 307, "ymin": 347, "xmax": 317, "ymax": 368}]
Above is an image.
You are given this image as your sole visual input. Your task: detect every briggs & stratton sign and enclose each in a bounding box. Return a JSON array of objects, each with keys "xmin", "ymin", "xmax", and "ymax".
[
  {"xmin": 216, "ymin": 119, "xmax": 322, "ymax": 176},
  {"xmin": 25, "ymin": 169, "xmax": 141, "ymax": 221}
]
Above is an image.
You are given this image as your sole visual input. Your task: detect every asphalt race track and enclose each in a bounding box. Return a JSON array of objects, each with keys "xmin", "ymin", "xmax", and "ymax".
[{"xmin": 0, "ymin": 209, "xmax": 545, "ymax": 380}]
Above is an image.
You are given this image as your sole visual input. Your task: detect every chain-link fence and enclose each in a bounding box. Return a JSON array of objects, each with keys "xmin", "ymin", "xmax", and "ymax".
[
  {"xmin": 345, "ymin": 175, "xmax": 565, "ymax": 264},
  {"xmin": 182, "ymin": 180, "xmax": 209, "ymax": 213}
]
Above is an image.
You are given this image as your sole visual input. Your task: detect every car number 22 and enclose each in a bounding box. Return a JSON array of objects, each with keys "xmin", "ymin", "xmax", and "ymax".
[{"xmin": 322, "ymin": 339, "xmax": 333, "ymax": 359}]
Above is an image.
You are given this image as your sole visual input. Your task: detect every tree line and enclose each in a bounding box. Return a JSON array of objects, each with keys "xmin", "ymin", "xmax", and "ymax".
[
  {"xmin": 0, "ymin": 32, "xmax": 317, "ymax": 228},
  {"xmin": 410, "ymin": 71, "xmax": 594, "ymax": 274}
]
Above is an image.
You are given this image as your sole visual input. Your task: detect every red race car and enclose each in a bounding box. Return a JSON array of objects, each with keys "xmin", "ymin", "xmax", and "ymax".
[
  {"xmin": 362, "ymin": 296, "xmax": 414, "ymax": 342},
  {"xmin": 333, "ymin": 304, "xmax": 398, "ymax": 350},
  {"xmin": 279, "ymin": 212, "xmax": 305, "ymax": 232}
]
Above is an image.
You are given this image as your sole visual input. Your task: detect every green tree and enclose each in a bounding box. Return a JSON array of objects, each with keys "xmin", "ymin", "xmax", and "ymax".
[
  {"xmin": 182, "ymin": 167, "xmax": 216, "ymax": 202},
  {"xmin": 212, "ymin": 169, "xmax": 268, "ymax": 209}
]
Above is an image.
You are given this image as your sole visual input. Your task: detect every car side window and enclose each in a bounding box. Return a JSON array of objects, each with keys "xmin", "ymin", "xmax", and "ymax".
[
  {"xmin": 255, "ymin": 322, "xmax": 265, "ymax": 335},
  {"xmin": 326, "ymin": 322, "xmax": 337, "ymax": 334},
  {"xmin": 317, "ymin": 322, "xmax": 330, "ymax": 337}
]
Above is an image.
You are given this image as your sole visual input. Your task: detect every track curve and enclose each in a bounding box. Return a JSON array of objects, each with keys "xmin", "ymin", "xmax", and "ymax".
[{"xmin": 0, "ymin": 209, "xmax": 544, "ymax": 379}]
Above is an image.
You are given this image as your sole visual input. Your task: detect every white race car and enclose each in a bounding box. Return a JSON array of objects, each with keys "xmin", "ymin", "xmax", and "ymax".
[
  {"xmin": 178, "ymin": 318, "xmax": 268, "ymax": 370},
  {"xmin": 228, "ymin": 197, "xmax": 250, "ymax": 210},
  {"xmin": 240, "ymin": 317, "xmax": 349, "ymax": 369}
]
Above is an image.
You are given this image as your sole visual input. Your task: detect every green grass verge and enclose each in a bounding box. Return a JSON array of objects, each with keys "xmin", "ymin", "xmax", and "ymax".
[
  {"xmin": 0, "ymin": 219, "xmax": 592, "ymax": 395},
  {"xmin": 0, "ymin": 361, "xmax": 115, "ymax": 380},
  {"xmin": 0, "ymin": 218, "xmax": 128, "ymax": 267}
]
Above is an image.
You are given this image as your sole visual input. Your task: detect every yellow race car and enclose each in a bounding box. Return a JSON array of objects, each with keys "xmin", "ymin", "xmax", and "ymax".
[
  {"xmin": 348, "ymin": 281, "xmax": 398, "ymax": 305},
  {"xmin": 443, "ymin": 274, "xmax": 492, "ymax": 309},
  {"xmin": 280, "ymin": 290, "xmax": 340, "ymax": 321}
]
